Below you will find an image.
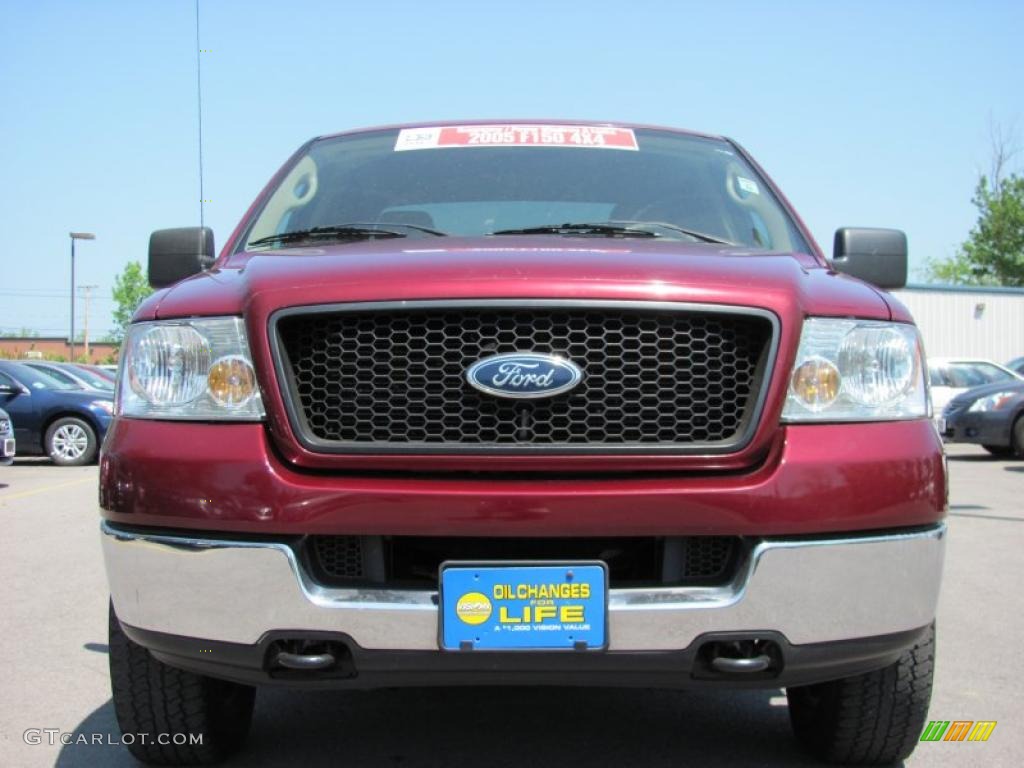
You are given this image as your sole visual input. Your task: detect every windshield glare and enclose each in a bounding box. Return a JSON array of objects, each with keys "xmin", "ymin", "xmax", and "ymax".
[{"xmin": 243, "ymin": 126, "xmax": 809, "ymax": 253}]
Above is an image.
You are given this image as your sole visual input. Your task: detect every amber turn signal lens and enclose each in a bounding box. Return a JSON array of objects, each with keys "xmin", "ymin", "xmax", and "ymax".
[
  {"xmin": 207, "ymin": 356, "xmax": 257, "ymax": 407},
  {"xmin": 790, "ymin": 357, "xmax": 840, "ymax": 412}
]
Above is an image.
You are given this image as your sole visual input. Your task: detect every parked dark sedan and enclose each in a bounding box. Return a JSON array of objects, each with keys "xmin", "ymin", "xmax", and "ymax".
[
  {"xmin": 941, "ymin": 380, "xmax": 1024, "ymax": 458},
  {"xmin": 0, "ymin": 360, "xmax": 113, "ymax": 465},
  {"xmin": 0, "ymin": 407, "xmax": 14, "ymax": 465}
]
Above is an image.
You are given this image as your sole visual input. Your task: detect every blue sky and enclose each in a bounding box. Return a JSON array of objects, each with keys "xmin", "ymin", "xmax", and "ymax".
[{"xmin": 1, "ymin": 0, "xmax": 1021, "ymax": 337}]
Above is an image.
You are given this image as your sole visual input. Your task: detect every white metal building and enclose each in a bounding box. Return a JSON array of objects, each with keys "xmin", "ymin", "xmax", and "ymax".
[{"xmin": 892, "ymin": 285, "xmax": 1024, "ymax": 363}]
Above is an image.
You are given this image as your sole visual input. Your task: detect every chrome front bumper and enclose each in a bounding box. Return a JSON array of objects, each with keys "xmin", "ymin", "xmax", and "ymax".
[{"xmin": 101, "ymin": 522, "xmax": 945, "ymax": 652}]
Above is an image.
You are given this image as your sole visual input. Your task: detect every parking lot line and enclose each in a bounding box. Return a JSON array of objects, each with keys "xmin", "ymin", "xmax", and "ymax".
[{"xmin": 0, "ymin": 477, "xmax": 95, "ymax": 502}]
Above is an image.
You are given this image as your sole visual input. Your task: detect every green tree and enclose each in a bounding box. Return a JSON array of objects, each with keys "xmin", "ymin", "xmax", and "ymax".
[
  {"xmin": 111, "ymin": 261, "xmax": 154, "ymax": 342},
  {"xmin": 928, "ymin": 174, "xmax": 1024, "ymax": 286},
  {"xmin": 929, "ymin": 124, "xmax": 1024, "ymax": 286}
]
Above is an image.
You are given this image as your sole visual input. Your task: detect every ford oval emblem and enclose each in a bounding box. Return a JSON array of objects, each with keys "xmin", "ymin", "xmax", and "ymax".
[{"xmin": 465, "ymin": 353, "xmax": 584, "ymax": 399}]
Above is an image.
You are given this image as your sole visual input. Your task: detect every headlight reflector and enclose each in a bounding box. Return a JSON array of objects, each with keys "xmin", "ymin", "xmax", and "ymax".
[
  {"xmin": 783, "ymin": 318, "xmax": 927, "ymax": 422},
  {"xmin": 118, "ymin": 318, "xmax": 265, "ymax": 420},
  {"xmin": 128, "ymin": 325, "xmax": 211, "ymax": 405},
  {"xmin": 837, "ymin": 325, "xmax": 917, "ymax": 406}
]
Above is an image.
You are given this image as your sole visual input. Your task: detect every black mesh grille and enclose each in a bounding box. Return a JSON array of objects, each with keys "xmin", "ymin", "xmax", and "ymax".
[
  {"xmin": 681, "ymin": 537, "xmax": 736, "ymax": 580},
  {"xmin": 311, "ymin": 536, "xmax": 363, "ymax": 579},
  {"xmin": 307, "ymin": 535, "xmax": 741, "ymax": 587},
  {"xmin": 275, "ymin": 304, "xmax": 773, "ymax": 452}
]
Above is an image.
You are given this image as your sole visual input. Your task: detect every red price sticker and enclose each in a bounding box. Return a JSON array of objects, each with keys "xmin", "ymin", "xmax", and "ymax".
[{"xmin": 395, "ymin": 124, "xmax": 638, "ymax": 151}]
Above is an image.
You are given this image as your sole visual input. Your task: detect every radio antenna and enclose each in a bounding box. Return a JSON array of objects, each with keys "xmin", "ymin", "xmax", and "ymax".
[{"xmin": 195, "ymin": 0, "xmax": 205, "ymax": 228}]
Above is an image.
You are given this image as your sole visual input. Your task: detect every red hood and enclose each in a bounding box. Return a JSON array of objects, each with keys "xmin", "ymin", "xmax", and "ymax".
[{"xmin": 139, "ymin": 237, "xmax": 891, "ymax": 321}]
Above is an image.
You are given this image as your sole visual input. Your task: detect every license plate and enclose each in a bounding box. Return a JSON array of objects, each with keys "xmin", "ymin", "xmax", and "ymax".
[{"xmin": 439, "ymin": 562, "xmax": 607, "ymax": 651}]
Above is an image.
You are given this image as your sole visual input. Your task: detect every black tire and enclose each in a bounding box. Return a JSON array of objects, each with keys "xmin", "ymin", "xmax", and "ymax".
[
  {"xmin": 44, "ymin": 416, "xmax": 97, "ymax": 466},
  {"xmin": 787, "ymin": 624, "xmax": 935, "ymax": 765},
  {"xmin": 1012, "ymin": 415, "xmax": 1024, "ymax": 459},
  {"xmin": 982, "ymin": 444, "xmax": 1013, "ymax": 457},
  {"xmin": 109, "ymin": 603, "xmax": 256, "ymax": 765}
]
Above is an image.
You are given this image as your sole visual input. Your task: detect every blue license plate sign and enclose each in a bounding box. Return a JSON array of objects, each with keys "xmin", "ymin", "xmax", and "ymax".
[{"xmin": 440, "ymin": 562, "xmax": 607, "ymax": 651}]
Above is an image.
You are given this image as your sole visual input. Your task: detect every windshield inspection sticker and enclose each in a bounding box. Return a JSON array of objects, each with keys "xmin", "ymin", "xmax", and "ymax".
[
  {"xmin": 736, "ymin": 177, "xmax": 760, "ymax": 196},
  {"xmin": 395, "ymin": 124, "xmax": 639, "ymax": 151}
]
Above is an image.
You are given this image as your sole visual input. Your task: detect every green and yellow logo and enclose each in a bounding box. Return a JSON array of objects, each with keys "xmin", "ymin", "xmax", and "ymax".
[{"xmin": 920, "ymin": 720, "xmax": 997, "ymax": 743}]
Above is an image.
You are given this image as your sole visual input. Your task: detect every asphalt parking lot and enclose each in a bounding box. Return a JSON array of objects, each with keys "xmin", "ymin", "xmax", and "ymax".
[{"xmin": 0, "ymin": 445, "xmax": 1020, "ymax": 767}]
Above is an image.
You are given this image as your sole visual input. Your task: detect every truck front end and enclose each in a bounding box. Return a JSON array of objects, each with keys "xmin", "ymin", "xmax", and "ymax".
[{"xmin": 100, "ymin": 122, "xmax": 945, "ymax": 766}]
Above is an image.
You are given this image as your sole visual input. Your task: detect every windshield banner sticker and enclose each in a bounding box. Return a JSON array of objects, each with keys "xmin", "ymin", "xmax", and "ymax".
[{"xmin": 395, "ymin": 124, "xmax": 639, "ymax": 151}]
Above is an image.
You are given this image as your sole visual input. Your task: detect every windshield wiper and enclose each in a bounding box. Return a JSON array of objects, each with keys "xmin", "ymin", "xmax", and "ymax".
[
  {"xmin": 490, "ymin": 222, "xmax": 659, "ymax": 238},
  {"xmin": 248, "ymin": 222, "xmax": 446, "ymax": 248},
  {"xmin": 615, "ymin": 220, "xmax": 737, "ymax": 245},
  {"xmin": 489, "ymin": 220, "xmax": 736, "ymax": 245}
]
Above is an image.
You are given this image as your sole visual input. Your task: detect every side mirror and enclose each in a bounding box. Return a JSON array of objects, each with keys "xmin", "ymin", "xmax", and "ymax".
[
  {"xmin": 148, "ymin": 227, "xmax": 216, "ymax": 289},
  {"xmin": 832, "ymin": 228, "xmax": 908, "ymax": 290}
]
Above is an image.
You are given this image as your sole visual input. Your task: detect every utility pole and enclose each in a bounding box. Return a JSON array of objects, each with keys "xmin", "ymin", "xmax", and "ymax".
[
  {"xmin": 68, "ymin": 232, "xmax": 96, "ymax": 362},
  {"xmin": 79, "ymin": 285, "xmax": 99, "ymax": 360}
]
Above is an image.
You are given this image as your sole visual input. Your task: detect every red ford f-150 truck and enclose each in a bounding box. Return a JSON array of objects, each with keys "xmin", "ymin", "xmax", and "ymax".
[{"xmin": 100, "ymin": 121, "xmax": 945, "ymax": 765}]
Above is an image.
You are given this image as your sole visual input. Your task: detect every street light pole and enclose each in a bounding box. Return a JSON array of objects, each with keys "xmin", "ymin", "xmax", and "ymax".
[{"xmin": 68, "ymin": 232, "xmax": 95, "ymax": 361}]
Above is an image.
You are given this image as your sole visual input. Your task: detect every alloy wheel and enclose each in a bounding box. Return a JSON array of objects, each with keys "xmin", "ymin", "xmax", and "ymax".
[{"xmin": 52, "ymin": 423, "xmax": 89, "ymax": 461}]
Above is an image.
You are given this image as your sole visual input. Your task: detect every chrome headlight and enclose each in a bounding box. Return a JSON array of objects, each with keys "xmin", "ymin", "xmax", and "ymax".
[
  {"xmin": 782, "ymin": 318, "xmax": 927, "ymax": 422},
  {"xmin": 968, "ymin": 391, "xmax": 1018, "ymax": 412},
  {"xmin": 117, "ymin": 317, "xmax": 265, "ymax": 420}
]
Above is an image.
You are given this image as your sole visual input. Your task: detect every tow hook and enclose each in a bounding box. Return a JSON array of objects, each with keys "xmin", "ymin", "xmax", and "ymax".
[
  {"xmin": 697, "ymin": 637, "xmax": 783, "ymax": 677},
  {"xmin": 711, "ymin": 653, "xmax": 772, "ymax": 674},
  {"xmin": 274, "ymin": 649, "xmax": 336, "ymax": 671},
  {"xmin": 266, "ymin": 639, "xmax": 354, "ymax": 678}
]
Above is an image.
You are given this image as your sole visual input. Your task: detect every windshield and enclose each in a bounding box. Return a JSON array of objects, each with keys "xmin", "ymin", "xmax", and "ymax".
[
  {"xmin": 930, "ymin": 362, "xmax": 1017, "ymax": 388},
  {"xmin": 28, "ymin": 364, "xmax": 85, "ymax": 389},
  {"xmin": 69, "ymin": 365, "xmax": 115, "ymax": 390},
  {"xmin": 242, "ymin": 124, "xmax": 810, "ymax": 253},
  {"xmin": 3, "ymin": 363, "xmax": 79, "ymax": 391}
]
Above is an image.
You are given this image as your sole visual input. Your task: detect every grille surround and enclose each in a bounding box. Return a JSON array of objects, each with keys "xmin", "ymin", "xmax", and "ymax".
[{"xmin": 270, "ymin": 300, "xmax": 779, "ymax": 455}]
